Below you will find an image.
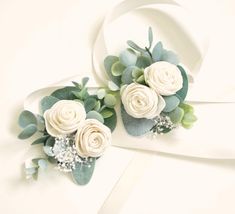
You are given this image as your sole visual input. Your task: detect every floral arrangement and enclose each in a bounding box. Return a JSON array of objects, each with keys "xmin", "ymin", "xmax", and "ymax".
[
  {"xmin": 18, "ymin": 27, "xmax": 197, "ymax": 185},
  {"xmin": 104, "ymin": 27, "xmax": 197, "ymax": 136},
  {"xmin": 18, "ymin": 78, "xmax": 117, "ymax": 185}
]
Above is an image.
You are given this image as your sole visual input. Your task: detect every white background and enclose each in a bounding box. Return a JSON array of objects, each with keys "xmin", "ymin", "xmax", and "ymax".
[{"xmin": 1, "ymin": 0, "xmax": 235, "ymax": 213}]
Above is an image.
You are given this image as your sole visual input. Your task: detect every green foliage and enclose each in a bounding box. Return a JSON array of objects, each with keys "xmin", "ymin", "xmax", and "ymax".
[
  {"xmin": 43, "ymin": 137, "xmax": 55, "ymax": 156},
  {"xmin": 179, "ymin": 103, "xmax": 197, "ymax": 129},
  {"xmin": 100, "ymin": 108, "xmax": 113, "ymax": 119},
  {"xmin": 104, "ymin": 94, "xmax": 117, "ymax": 108},
  {"xmin": 135, "ymin": 56, "xmax": 151, "ymax": 68},
  {"xmin": 94, "ymin": 100, "xmax": 101, "ymax": 111},
  {"xmin": 176, "ymin": 65, "xmax": 188, "ymax": 102},
  {"xmin": 119, "ymin": 49, "xmax": 137, "ymax": 67},
  {"xmin": 111, "ymin": 61, "xmax": 126, "ymax": 76},
  {"xmin": 121, "ymin": 105, "xmax": 155, "ymax": 136},
  {"xmin": 166, "ymin": 107, "xmax": 184, "ymax": 124},
  {"xmin": 31, "ymin": 135, "xmax": 50, "ymax": 145},
  {"xmin": 135, "ymin": 74, "xmax": 145, "ymax": 84},
  {"xmin": 163, "ymin": 95, "xmax": 180, "ymax": 113},
  {"xmin": 121, "ymin": 66, "xmax": 136, "ymax": 84},
  {"xmin": 82, "ymin": 77, "xmax": 89, "ymax": 87},
  {"xmin": 132, "ymin": 68, "xmax": 143, "ymax": 79},
  {"xmin": 72, "ymin": 87, "xmax": 89, "ymax": 100},
  {"xmin": 51, "ymin": 86, "xmax": 81, "ymax": 100},
  {"xmin": 86, "ymin": 111, "xmax": 104, "ymax": 123},
  {"xmin": 40, "ymin": 96, "xmax": 59, "ymax": 113},
  {"xmin": 84, "ymin": 97, "xmax": 97, "ymax": 112},
  {"xmin": 72, "ymin": 158, "xmax": 96, "ymax": 185},
  {"xmin": 18, "ymin": 124, "xmax": 37, "ymax": 139},
  {"xmin": 25, "ymin": 158, "xmax": 48, "ymax": 180},
  {"xmin": 104, "ymin": 108, "xmax": 117, "ymax": 132},
  {"xmin": 108, "ymin": 81, "xmax": 120, "ymax": 91},
  {"xmin": 148, "ymin": 27, "xmax": 153, "ymax": 49},
  {"xmin": 152, "ymin": 41, "xmax": 163, "ymax": 62},
  {"xmin": 104, "ymin": 56, "xmax": 121, "ymax": 86},
  {"xmin": 127, "ymin": 40, "xmax": 146, "ymax": 53},
  {"xmin": 18, "ymin": 110, "xmax": 37, "ymax": 128},
  {"xmin": 97, "ymin": 89, "xmax": 106, "ymax": 99}
]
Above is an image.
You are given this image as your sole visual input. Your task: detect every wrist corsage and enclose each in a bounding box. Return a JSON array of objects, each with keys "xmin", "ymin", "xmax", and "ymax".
[
  {"xmin": 104, "ymin": 27, "xmax": 197, "ymax": 137},
  {"xmin": 18, "ymin": 78, "xmax": 117, "ymax": 185}
]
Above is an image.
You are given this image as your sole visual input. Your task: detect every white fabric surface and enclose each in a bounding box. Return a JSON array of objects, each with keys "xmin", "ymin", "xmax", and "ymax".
[{"xmin": 1, "ymin": 0, "xmax": 235, "ymax": 213}]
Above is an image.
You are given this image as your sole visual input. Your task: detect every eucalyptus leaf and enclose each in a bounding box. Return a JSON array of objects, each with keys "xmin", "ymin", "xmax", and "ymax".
[
  {"xmin": 45, "ymin": 136, "xmax": 55, "ymax": 147},
  {"xmin": 152, "ymin": 42, "xmax": 163, "ymax": 62},
  {"xmin": 127, "ymin": 40, "xmax": 146, "ymax": 53},
  {"xmin": 104, "ymin": 94, "xmax": 117, "ymax": 108},
  {"xmin": 108, "ymin": 81, "xmax": 120, "ymax": 91},
  {"xmin": 163, "ymin": 95, "xmax": 180, "ymax": 113},
  {"xmin": 132, "ymin": 68, "xmax": 143, "ymax": 79},
  {"xmin": 176, "ymin": 65, "xmax": 188, "ymax": 101},
  {"xmin": 86, "ymin": 111, "xmax": 104, "ymax": 123},
  {"xmin": 161, "ymin": 49, "xmax": 179, "ymax": 65},
  {"xmin": 136, "ymin": 75, "xmax": 145, "ymax": 84},
  {"xmin": 167, "ymin": 107, "xmax": 184, "ymax": 124},
  {"xmin": 179, "ymin": 102, "xmax": 194, "ymax": 113},
  {"xmin": 104, "ymin": 56, "xmax": 121, "ymax": 86},
  {"xmin": 148, "ymin": 27, "xmax": 153, "ymax": 49},
  {"xmin": 18, "ymin": 124, "xmax": 37, "ymax": 139},
  {"xmin": 121, "ymin": 105, "xmax": 155, "ymax": 136},
  {"xmin": 72, "ymin": 158, "xmax": 96, "ymax": 185},
  {"xmin": 100, "ymin": 109, "xmax": 113, "ymax": 119},
  {"xmin": 38, "ymin": 159, "xmax": 48, "ymax": 170},
  {"xmin": 40, "ymin": 96, "xmax": 60, "ymax": 113},
  {"xmin": 84, "ymin": 97, "xmax": 97, "ymax": 112},
  {"xmin": 51, "ymin": 86, "xmax": 80, "ymax": 100},
  {"xmin": 182, "ymin": 112, "xmax": 197, "ymax": 123},
  {"xmin": 104, "ymin": 108, "xmax": 117, "ymax": 132},
  {"xmin": 119, "ymin": 49, "xmax": 137, "ymax": 67},
  {"xmin": 72, "ymin": 81, "xmax": 82, "ymax": 89},
  {"xmin": 43, "ymin": 146, "xmax": 54, "ymax": 157},
  {"xmin": 18, "ymin": 110, "xmax": 37, "ymax": 128},
  {"xmin": 72, "ymin": 87, "xmax": 89, "ymax": 100},
  {"xmin": 97, "ymin": 89, "xmax": 106, "ymax": 99},
  {"xmin": 31, "ymin": 135, "xmax": 50, "ymax": 145},
  {"xmin": 121, "ymin": 66, "xmax": 137, "ymax": 84},
  {"xmin": 135, "ymin": 56, "xmax": 151, "ymax": 68},
  {"xmin": 111, "ymin": 61, "xmax": 126, "ymax": 76},
  {"xmin": 82, "ymin": 77, "xmax": 89, "ymax": 87},
  {"xmin": 94, "ymin": 100, "xmax": 101, "ymax": 111}
]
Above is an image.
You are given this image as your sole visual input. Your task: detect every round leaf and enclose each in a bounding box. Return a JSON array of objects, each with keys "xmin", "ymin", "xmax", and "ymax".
[
  {"xmin": 104, "ymin": 94, "xmax": 117, "ymax": 108},
  {"xmin": 86, "ymin": 111, "xmax": 104, "ymax": 123},
  {"xmin": 104, "ymin": 108, "xmax": 117, "ymax": 132},
  {"xmin": 167, "ymin": 107, "xmax": 184, "ymax": 124},
  {"xmin": 18, "ymin": 124, "xmax": 37, "ymax": 139},
  {"xmin": 40, "ymin": 96, "xmax": 60, "ymax": 113},
  {"xmin": 18, "ymin": 110, "xmax": 37, "ymax": 128},
  {"xmin": 97, "ymin": 89, "xmax": 106, "ymax": 99},
  {"xmin": 119, "ymin": 49, "xmax": 137, "ymax": 67},
  {"xmin": 121, "ymin": 66, "xmax": 137, "ymax": 84},
  {"xmin": 100, "ymin": 109, "xmax": 113, "ymax": 119},
  {"xmin": 163, "ymin": 95, "xmax": 180, "ymax": 113},
  {"xmin": 84, "ymin": 97, "xmax": 97, "ymax": 112},
  {"xmin": 111, "ymin": 61, "xmax": 126, "ymax": 76},
  {"xmin": 135, "ymin": 56, "xmax": 151, "ymax": 68}
]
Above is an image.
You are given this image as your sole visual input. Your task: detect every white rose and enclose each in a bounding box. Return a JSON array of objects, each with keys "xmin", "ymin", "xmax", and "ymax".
[
  {"xmin": 121, "ymin": 83, "xmax": 165, "ymax": 119},
  {"xmin": 144, "ymin": 61, "xmax": 183, "ymax": 96},
  {"xmin": 75, "ymin": 119, "xmax": 111, "ymax": 158},
  {"xmin": 44, "ymin": 100, "xmax": 86, "ymax": 137}
]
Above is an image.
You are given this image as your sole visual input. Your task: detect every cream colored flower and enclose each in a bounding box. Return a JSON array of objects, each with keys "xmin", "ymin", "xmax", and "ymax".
[
  {"xmin": 44, "ymin": 100, "xmax": 86, "ymax": 137},
  {"xmin": 121, "ymin": 83, "xmax": 165, "ymax": 119},
  {"xmin": 144, "ymin": 61, "xmax": 183, "ymax": 96},
  {"xmin": 75, "ymin": 119, "xmax": 111, "ymax": 158}
]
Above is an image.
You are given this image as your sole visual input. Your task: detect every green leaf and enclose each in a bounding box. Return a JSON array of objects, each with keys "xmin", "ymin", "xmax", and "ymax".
[
  {"xmin": 183, "ymin": 112, "xmax": 197, "ymax": 123},
  {"xmin": 111, "ymin": 61, "xmax": 126, "ymax": 76},
  {"xmin": 104, "ymin": 56, "xmax": 121, "ymax": 86},
  {"xmin": 100, "ymin": 108, "xmax": 113, "ymax": 119},
  {"xmin": 40, "ymin": 96, "xmax": 60, "ymax": 113},
  {"xmin": 97, "ymin": 89, "xmax": 106, "ymax": 99},
  {"xmin": 121, "ymin": 105, "xmax": 155, "ymax": 136},
  {"xmin": 18, "ymin": 110, "xmax": 37, "ymax": 128},
  {"xmin": 84, "ymin": 97, "xmax": 97, "ymax": 112},
  {"xmin": 119, "ymin": 49, "xmax": 137, "ymax": 67},
  {"xmin": 163, "ymin": 95, "xmax": 180, "ymax": 113},
  {"xmin": 94, "ymin": 100, "xmax": 101, "ymax": 111},
  {"xmin": 18, "ymin": 124, "xmax": 37, "ymax": 139},
  {"xmin": 38, "ymin": 159, "xmax": 48, "ymax": 170},
  {"xmin": 104, "ymin": 94, "xmax": 117, "ymax": 108},
  {"xmin": 108, "ymin": 81, "xmax": 120, "ymax": 91},
  {"xmin": 127, "ymin": 40, "xmax": 146, "ymax": 53},
  {"xmin": 176, "ymin": 65, "xmax": 188, "ymax": 101},
  {"xmin": 31, "ymin": 135, "xmax": 50, "ymax": 145},
  {"xmin": 72, "ymin": 158, "xmax": 96, "ymax": 185},
  {"xmin": 82, "ymin": 77, "xmax": 89, "ymax": 87},
  {"xmin": 72, "ymin": 87, "xmax": 89, "ymax": 100},
  {"xmin": 121, "ymin": 66, "xmax": 137, "ymax": 84},
  {"xmin": 161, "ymin": 50, "xmax": 179, "ymax": 65},
  {"xmin": 136, "ymin": 74, "xmax": 145, "ymax": 84},
  {"xmin": 104, "ymin": 108, "xmax": 117, "ymax": 132},
  {"xmin": 72, "ymin": 81, "xmax": 82, "ymax": 89},
  {"xmin": 132, "ymin": 68, "xmax": 143, "ymax": 79},
  {"xmin": 135, "ymin": 56, "xmax": 151, "ymax": 68},
  {"xmin": 51, "ymin": 86, "xmax": 80, "ymax": 100},
  {"xmin": 152, "ymin": 42, "xmax": 163, "ymax": 62},
  {"xmin": 179, "ymin": 103, "xmax": 194, "ymax": 113},
  {"xmin": 86, "ymin": 111, "xmax": 104, "ymax": 123},
  {"xmin": 148, "ymin": 27, "xmax": 153, "ymax": 49},
  {"xmin": 166, "ymin": 107, "xmax": 184, "ymax": 124}
]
